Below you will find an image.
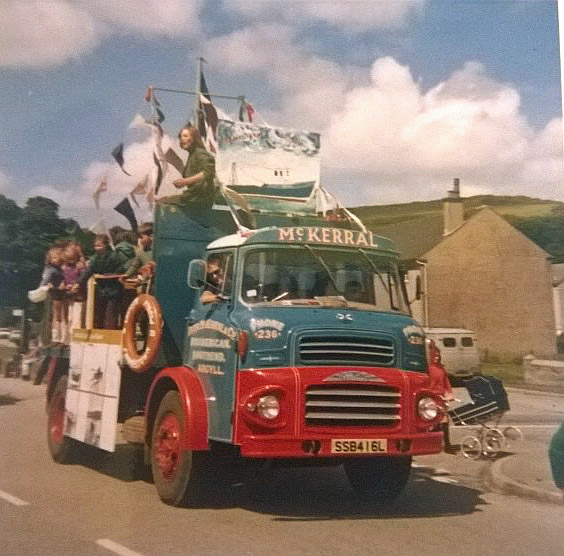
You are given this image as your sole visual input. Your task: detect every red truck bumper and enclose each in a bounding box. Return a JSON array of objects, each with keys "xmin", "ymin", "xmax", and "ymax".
[
  {"xmin": 237, "ymin": 431, "xmax": 443, "ymax": 458},
  {"xmin": 233, "ymin": 366, "xmax": 444, "ymax": 459}
]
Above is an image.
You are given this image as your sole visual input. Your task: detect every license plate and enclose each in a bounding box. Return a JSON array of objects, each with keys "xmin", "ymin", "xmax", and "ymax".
[{"xmin": 331, "ymin": 439, "xmax": 387, "ymax": 454}]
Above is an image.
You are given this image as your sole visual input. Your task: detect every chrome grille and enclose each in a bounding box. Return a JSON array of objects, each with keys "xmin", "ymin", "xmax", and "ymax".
[
  {"xmin": 299, "ymin": 335, "xmax": 394, "ymax": 366},
  {"xmin": 305, "ymin": 384, "xmax": 401, "ymax": 426}
]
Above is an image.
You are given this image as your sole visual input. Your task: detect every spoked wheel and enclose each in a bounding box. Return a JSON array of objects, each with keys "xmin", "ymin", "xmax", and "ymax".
[
  {"xmin": 151, "ymin": 391, "xmax": 206, "ymax": 506},
  {"xmin": 460, "ymin": 435, "xmax": 482, "ymax": 460},
  {"xmin": 503, "ymin": 426, "xmax": 523, "ymax": 449},
  {"xmin": 344, "ymin": 456, "xmax": 412, "ymax": 501},
  {"xmin": 483, "ymin": 428, "xmax": 504, "ymax": 457},
  {"xmin": 47, "ymin": 375, "xmax": 77, "ymax": 463}
]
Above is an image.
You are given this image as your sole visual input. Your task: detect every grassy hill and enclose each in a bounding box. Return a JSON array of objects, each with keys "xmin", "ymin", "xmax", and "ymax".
[{"xmin": 350, "ymin": 195, "xmax": 564, "ymax": 262}]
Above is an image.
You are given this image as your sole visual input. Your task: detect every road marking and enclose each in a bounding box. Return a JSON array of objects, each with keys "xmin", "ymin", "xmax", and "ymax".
[
  {"xmin": 96, "ymin": 539, "xmax": 146, "ymax": 556},
  {"xmin": 0, "ymin": 489, "xmax": 29, "ymax": 506}
]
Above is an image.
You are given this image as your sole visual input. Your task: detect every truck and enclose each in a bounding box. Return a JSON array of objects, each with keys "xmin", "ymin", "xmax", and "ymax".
[{"xmin": 44, "ymin": 193, "xmax": 446, "ymax": 506}]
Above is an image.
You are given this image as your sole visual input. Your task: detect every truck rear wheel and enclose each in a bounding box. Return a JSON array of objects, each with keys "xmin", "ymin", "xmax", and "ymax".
[
  {"xmin": 150, "ymin": 390, "xmax": 206, "ymax": 506},
  {"xmin": 47, "ymin": 375, "xmax": 76, "ymax": 463},
  {"xmin": 344, "ymin": 456, "xmax": 412, "ymax": 501}
]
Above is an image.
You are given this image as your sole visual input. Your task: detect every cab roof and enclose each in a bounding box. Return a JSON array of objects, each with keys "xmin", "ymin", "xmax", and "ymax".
[{"xmin": 207, "ymin": 225, "xmax": 399, "ymax": 254}]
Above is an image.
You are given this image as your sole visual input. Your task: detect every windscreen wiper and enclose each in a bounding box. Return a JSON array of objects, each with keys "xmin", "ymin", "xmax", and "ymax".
[
  {"xmin": 357, "ymin": 248, "xmax": 397, "ymax": 310},
  {"xmin": 303, "ymin": 244, "xmax": 343, "ymax": 296}
]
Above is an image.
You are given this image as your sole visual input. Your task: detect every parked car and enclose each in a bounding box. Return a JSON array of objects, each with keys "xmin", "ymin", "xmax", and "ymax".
[
  {"xmin": 424, "ymin": 327, "xmax": 481, "ymax": 385},
  {"xmin": 9, "ymin": 330, "xmax": 22, "ymax": 343}
]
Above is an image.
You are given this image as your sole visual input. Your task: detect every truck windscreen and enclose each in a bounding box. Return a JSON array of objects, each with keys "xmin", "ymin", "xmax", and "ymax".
[{"xmin": 241, "ymin": 247, "xmax": 408, "ymax": 313}]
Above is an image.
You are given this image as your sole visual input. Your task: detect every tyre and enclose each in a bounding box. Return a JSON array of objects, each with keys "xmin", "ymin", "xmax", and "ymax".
[
  {"xmin": 150, "ymin": 390, "xmax": 206, "ymax": 506},
  {"xmin": 460, "ymin": 435, "xmax": 482, "ymax": 460},
  {"xmin": 47, "ymin": 375, "xmax": 77, "ymax": 463},
  {"xmin": 344, "ymin": 456, "xmax": 412, "ymax": 501},
  {"xmin": 484, "ymin": 428, "xmax": 504, "ymax": 456},
  {"xmin": 502, "ymin": 426, "xmax": 523, "ymax": 449}
]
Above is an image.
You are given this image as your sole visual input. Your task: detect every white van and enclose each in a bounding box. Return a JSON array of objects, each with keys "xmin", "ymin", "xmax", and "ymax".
[{"xmin": 424, "ymin": 328, "xmax": 480, "ymax": 384}]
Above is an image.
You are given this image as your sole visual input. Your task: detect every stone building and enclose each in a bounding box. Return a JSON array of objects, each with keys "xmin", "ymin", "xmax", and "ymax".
[{"xmin": 373, "ymin": 181, "xmax": 557, "ymax": 360}]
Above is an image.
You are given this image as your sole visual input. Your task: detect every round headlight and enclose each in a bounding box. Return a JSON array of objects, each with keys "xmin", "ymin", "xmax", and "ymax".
[
  {"xmin": 418, "ymin": 397, "xmax": 438, "ymax": 421},
  {"xmin": 257, "ymin": 395, "xmax": 280, "ymax": 420}
]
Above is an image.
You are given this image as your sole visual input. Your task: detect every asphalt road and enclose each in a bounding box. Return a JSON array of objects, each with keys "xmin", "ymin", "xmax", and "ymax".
[{"xmin": 0, "ymin": 378, "xmax": 562, "ymax": 556}]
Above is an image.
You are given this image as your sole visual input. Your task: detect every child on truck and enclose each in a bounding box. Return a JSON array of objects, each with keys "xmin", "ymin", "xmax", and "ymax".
[
  {"xmin": 40, "ymin": 246, "xmax": 67, "ymax": 344},
  {"xmin": 76, "ymin": 235, "xmax": 123, "ymax": 329}
]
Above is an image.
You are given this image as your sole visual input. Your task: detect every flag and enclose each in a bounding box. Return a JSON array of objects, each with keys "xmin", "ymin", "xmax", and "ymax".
[
  {"xmin": 111, "ymin": 143, "xmax": 131, "ymax": 176},
  {"xmin": 130, "ymin": 174, "xmax": 149, "ymax": 208},
  {"xmin": 196, "ymin": 69, "xmax": 218, "ymax": 153},
  {"xmin": 164, "ymin": 148, "xmax": 184, "ymax": 174},
  {"xmin": 144, "ymin": 85, "xmax": 160, "ymax": 106},
  {"xmin": 199, "ymin": 93, "xmax": 218, "ymax": 154},
  {"xmin": 199, "ymin": 70, "xmax": 211, "ymax": 101},
  {"xmin": 93, "ymin": 175, "xmax": 108, "ymax": 210},
  {"xmin": 129, "ymin": 113, "xmax": 154, "ymax": 131},
  {"xmin": 89, "ymin": 219, "xmax": 114, "ymax": 248},
  {"xmin": 114, "ymin": 197, "xmax": 138, "ymax": 231},
  {"xmin": 156, "ymin": 108, "xmax": 165, "ymax": 123},
  {"xmin": 238, "ymin": 100, "xmax": 255, "ymax": 123},
  {"xmin": 246, "ymin": 102, "xmax": 255, "ymax": 123},
  {"xmin": 146, "ymin": 185, "xmax": 155, "ymax": 212},
  {"xmin": 153, "ymin": 151, "xmax": 163, "ymax": 194}
]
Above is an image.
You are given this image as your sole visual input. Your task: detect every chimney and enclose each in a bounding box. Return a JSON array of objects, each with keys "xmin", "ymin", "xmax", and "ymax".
[{"xmin": 443, "ymin": 178, "xmax": 464, "ymax": 236}]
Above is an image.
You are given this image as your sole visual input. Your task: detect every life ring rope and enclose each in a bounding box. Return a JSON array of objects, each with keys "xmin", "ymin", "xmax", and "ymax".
[{"xmin": 122, "ymin": 294, "xmax": 163, "ymax": 373}]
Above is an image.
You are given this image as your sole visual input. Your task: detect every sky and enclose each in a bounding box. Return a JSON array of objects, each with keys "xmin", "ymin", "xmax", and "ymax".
[{"xmin": 0, "ymin": 0, "xmax": 562, "ymax": 227}]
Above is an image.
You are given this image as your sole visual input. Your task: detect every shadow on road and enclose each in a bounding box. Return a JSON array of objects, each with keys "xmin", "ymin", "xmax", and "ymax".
[
  {"xmin": 68, "ymin": 445, "xmax": 488, "ymax": 519},
  {"xmin": 0, "ymin": 394, "xmax": 21, "ymax": 407},
  {"xmin": 229, "ymin": 465, "xmax": 487, "ymax": 520}
]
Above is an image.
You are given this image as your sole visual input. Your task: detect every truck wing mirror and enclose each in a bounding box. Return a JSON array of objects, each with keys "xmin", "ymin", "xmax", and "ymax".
[{"xmin": 187, "ymin": 259, "xmax": 206, "ymax": 289}]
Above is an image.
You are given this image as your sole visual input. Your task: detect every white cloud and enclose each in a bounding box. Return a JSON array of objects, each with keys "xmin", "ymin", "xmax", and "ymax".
[
  {"xmin": 0, "ymin": 0, "xmax": 199, "ymax": 69},
  {"xmin": 0, "ymin": 1, "xmax": 100, "ymax": 68},
  {"xmin": 0, "ymin": 168, "xmax": 12, "ymax": 193},
  {"xmin": 225, "ymin": 0, "xmax": 425, "ymax": 31},
  {"xmin": 323, "ymin": 58, "xmax": 563, "ymax": 203}
]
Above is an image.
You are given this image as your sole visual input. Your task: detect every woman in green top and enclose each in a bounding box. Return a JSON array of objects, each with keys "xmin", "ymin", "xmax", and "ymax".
[{"xmin": 170, "ymin": 126, "xmax": 216, "ymax": 206}]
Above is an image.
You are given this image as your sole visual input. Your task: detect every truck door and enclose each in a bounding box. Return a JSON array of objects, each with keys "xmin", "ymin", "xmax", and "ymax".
[{"xmin": 186, "ymin": 250, "xmax": 237, "ymax": 442}]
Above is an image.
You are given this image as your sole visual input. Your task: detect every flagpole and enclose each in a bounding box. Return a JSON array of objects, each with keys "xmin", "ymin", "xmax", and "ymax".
[{"xmin": 194, "ymin": 57, "xmax": 204, "ymax": 131}]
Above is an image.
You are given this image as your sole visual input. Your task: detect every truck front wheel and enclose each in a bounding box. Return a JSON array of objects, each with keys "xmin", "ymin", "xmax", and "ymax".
[
  {"xmin": 151, "ymin": 390, "xmax": 205, "ymax": 506},
  {"xmin": 47, "ymin": 375, "xmax": 76, "ymax": 463},
  {"xmin": 344, "ymin": 456, "xmax": 412, "ymax": 501}
]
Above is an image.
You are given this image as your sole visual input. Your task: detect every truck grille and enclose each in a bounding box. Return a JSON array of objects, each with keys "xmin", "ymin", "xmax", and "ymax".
[
  {"xmin": 305, "ymin": 384, "xmax": 401, "ymax": 427},
  {"xmin": 298, "ymin": 335, "xmax": 394, "ymax": 366}
]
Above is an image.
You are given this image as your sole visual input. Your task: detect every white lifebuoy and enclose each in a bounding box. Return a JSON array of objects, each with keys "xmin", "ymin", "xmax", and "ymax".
[{"xmin": 122, "ymin": 294, "xmax": 163, "ymax": 373}]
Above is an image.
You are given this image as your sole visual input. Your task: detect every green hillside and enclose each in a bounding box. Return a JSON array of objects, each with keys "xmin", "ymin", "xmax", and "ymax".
[{"xmin": 350, "ymin": 195, "xmax": 564, "ymax": 262}]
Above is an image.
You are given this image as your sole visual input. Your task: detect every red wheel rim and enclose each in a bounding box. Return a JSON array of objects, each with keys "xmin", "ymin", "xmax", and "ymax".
[
  {"xmin": 154, "ymin": 413, "xmax": 182, "ymax": 481},
  {"xmin": 49, "ymin": 390, "xmax": 65, "ymax": 446}
]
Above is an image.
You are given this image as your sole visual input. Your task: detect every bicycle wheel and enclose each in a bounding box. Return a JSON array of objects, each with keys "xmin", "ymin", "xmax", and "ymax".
[
  {"xmin": 461, "ymin": 435, "xmax": 482, "ymax": 460},
  {"xmin": 503, "ymin": 426, "xmax": 523, "ymax": 449},
  {"xmin": 484, "ymin": 428, "xmax": 504, "ymax": 456}
]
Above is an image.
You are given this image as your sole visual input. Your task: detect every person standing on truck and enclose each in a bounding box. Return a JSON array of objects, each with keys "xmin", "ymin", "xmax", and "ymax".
[
  {"xmin": 40, "ymin": 246, "xmax": 67, "ymax": 344},
  {"xmin": 123, "ymin": 222, "xmax": 154, "ymax": 280},
  {"xmin": 166, "ymin": 126, "xmax": 215, "ymax": 206},
  {"xmin": 76, "ymin": 235, "xmax": 123, "ymax": 329}
]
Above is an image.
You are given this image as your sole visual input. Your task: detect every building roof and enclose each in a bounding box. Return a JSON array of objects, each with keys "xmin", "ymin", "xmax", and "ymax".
[{"xmin": 370, "ymin": 205, "xmax": 551, "ymax": 264}]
